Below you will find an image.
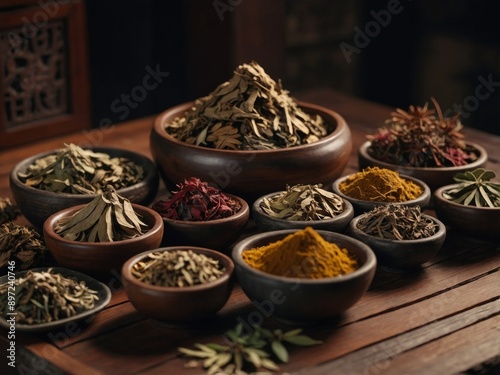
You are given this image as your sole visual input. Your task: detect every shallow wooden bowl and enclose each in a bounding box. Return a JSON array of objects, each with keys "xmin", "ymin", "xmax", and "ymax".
[
  {"xmin": 358, "ymin": 141, "xmax": 488, "ymax": 191},
  {"xmin": 43, "ymin": 204, "xmax": 164, "ymax": 276},
  {"xmin": 150, "ymin": 101, "xmax": 352, "ymax": 199},
  {"xmin": 10, "ymin": 147, "xmax": 159, "ymax": 228},
  {"xmin": 122, "ymin": 247, "xmax": 234, "ymax": 323}
]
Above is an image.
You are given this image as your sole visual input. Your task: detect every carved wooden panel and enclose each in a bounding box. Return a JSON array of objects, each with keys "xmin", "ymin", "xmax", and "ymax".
[{"xmin": 0, "ymin": 0, "xmax": 90, "ymax": 148}]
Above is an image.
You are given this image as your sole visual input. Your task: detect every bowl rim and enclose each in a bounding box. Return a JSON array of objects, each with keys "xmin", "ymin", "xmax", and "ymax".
[
  {"xmin": 332, "ymin": 171, "xmax": 431, "ymax": 206},
  {"xmin": 121, "ymin": 246, "xmax": 235, "ymax": 292},
  {"xmin": 359, "ymin": 140, "xmax": 488, "ymax": 172},
  {"xmin": 252, "ymin": 190, "xmax": 354, "ymax": 224},
  {"xmin": 232, "ymin": 229, "xmax": 377, "ymax": 283},
  {"xmin": 158, "ymin": 193, "xmax": 250, "ymax": 225},
  {"xmin": 10, "ymin": 146, "xmax": 157, "ymax": 199},
  {"xmin": 153, "ymin": 100, "xmax": 350, "ymax": 155},
  {"xmin": 434, "ymin": 184, "xmax": 500, "ymax": 211},
  {"xmin": 43, "ymin": 203, "xmax": 164, "ymax": 247},
  {"xmin": 348, "ymin": 213, "xmax": 447, "ymax": 244}
]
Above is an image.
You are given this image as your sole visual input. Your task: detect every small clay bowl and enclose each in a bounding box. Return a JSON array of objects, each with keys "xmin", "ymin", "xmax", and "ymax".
[
  {"xmin": 358, "ymin": 141, "xmax": 488, "ymax": 191},
  {"xmin": 347, "ymin": 214, "xmax": 446, "ymax": 273},
  {"xmin": 43, "ymin": 204, "xmax": 164, "ymax": 276},
  {"xmin": 159, "ymin": 194, "xmax": 250, "ymax": 252},
  {"xmin": 232, "ymin": 229, "xmax": 376, "ymax": 325},
  {"xmin": 332, "ymin": 173, "xmax": 431, "ymax": 215},
  {"xmin": 434, "ymin": 185, "xmax": 500, "ymax": 239},
  {"xmin": 252, "ymin": 191, "xmax": 354, "ymax": 233},
  {"xmin": 10, "ymin": 147, "xmax": 159, "ymax": 228},
  {"xmin": 122, "ymin": 246, "xmax": 234, "ymax": 323}
]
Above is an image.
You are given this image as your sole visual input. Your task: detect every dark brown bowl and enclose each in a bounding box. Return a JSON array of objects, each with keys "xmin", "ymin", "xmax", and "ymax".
[
  {"xmin": 347, "ymin": 214, "xmax": 446, "ymax": 273},
  {"xmin": 358, "ymin": 141, "xmax": 488, "ymax": 191},
  {"xmin": 232, "ymin": 229, "xmax": 376, "ymax": 325},
  {"xmin": 122, "ymin": 247, "xmax": 234, "ymax": 323},
  {"xmin": 252, "ymin": 191, "xmax": 354, "ymax": 233},
  {"xmin": 434, "ymin": 185, "xmax": 500, "ymax": 239},
  {"xmin": 43, "ymin": 204, "xmax": 164, "ymax": 276},
  {"xmin": 150, "ymin": 101, "xmax": 352, "ymax": 199},
  {"xmin": 332, "ymin": 173, "xmax": 431, "ymax": 215},
  {"xmin": 10, "ymin": 147, "xmax": 159, "ymax": 228},
  {"xmin": 160, "ymin": 194, "xmax": 250, "ymax": 252}
]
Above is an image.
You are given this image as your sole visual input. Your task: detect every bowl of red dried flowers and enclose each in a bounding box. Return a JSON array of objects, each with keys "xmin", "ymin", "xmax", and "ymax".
[
  {"xmin": 152, "ymin": 177, "xmax": 250, "ymax": 252},
  {"xmin": 358, "ymin": 98, "xmax": 488, "ymax": 191},
  {"xmin": 150, "ymin": 62, "xmax": 352, "ymax": 199},
  {"xmin": 434, "ymin": 168, "xmax": 500, "ymax": 239}
]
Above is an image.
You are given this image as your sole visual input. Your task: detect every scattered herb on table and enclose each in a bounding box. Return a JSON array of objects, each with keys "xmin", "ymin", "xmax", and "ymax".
[
  {"xmin": 0, "ymin": 197, "xmax": 20, "ymax": 224},
  {"xmin": 367, "ymin": 98, "xmax": 478, "ymax": 168},
  {"xmin": 178, "ymin": 323, "xmax": 322, "ymax": 374},
  {"xmin": 260, "ymin": 184, "xmax": 344, "ymax": 221},
  {"xmin": 152, "ymin": 177, "xmax": 241, "ymax": 221},
  {"xmin": 442, "ymin": 168, "xmax": 500, "ymax": 207}
]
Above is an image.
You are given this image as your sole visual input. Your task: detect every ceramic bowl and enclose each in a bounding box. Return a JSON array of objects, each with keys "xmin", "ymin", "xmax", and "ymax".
[
  {"xmin": 347, "ymin": 214, "xmax": 446, "ymax": 273},
  {"xmin": 252, "ymin": 191, "xmax": 354, "ymax": 233},
  {"xmin": 358, "ymin": 141, "xmax": 488, "ymax": 191},
  {"xmin": 10, "ymin": 147, "xmax": 159, "ymax": 228},
  {"xmin": 434, "ymin": 185, "xmax": 500, "ymax": 239},
  {"xmin": 159, "ymin": 194, "xmax": 250, "ymax": 252},
  {"xmin": 332, "ymin": 172, "xmax": 431, "ymax": 215},
  {"xmin": 232, "ymin": 229, "xmax": 376, "ymax": 324},
  {"xmin": 43, "ymin": 204, "xmax": 164, "ymax": 275},
  {"xmin": 150, "ymin": 101, "xmax": 352, "ymax": 199},
  {"xmin": 122, "ymin": 246, "xmax": 234, "ymax": 323}
]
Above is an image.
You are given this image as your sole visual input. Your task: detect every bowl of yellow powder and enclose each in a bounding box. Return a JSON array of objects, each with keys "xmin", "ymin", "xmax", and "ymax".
[
  {"xmin": 332, "ymin": 167, "xmax": 431, "ymax": 215},
  {"xmin": 231, "ymin": 227, "xmax": 376, "ymax": 324}
]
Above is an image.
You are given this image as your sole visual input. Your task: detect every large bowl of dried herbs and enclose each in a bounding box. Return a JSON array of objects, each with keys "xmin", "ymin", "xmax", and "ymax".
[
  {"xmin": 10, "ymin": 144, "xmax": 159, "ymax": 228},
  {"xmin": 122, "ymin": 247, "xmax": 234, "ymax": 323},
  {"xmin": 433, "ymin": 169, "xmax": 500, "ymax": 238},
  {"xmin": 358, "ymin": 99, "xmax": 488, "ymax": 191},
  {"xmin": 43, "ymin": 187, "xmax": 164, "ymax": 275},
  {"xmin": 150, "ymin": 62, "xmax": 352, "ymax": 199}
]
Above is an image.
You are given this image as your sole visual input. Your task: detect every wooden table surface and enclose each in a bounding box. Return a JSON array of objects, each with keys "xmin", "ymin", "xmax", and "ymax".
[{"xmin": 1, "ymin": 89, "xmax": 499, "ymax": 375}]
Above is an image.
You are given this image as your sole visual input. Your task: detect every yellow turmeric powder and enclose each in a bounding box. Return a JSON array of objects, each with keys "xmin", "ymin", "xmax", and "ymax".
[
  {"xmin": 241, "ymin": 227, "xmax": 358, "ymax": 279},
  {"xmin": 339, "ymin": 166, "xmax": 422, "ymax": 202}
]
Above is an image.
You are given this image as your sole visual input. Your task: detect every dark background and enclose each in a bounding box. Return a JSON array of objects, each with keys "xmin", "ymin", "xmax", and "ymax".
[{"xmin": 85, "ymin": 0, "xmax": 500, "ymax": 135}]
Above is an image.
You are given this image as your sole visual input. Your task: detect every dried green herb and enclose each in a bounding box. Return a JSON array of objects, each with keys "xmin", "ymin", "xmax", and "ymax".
[
  {"xmin": 18, "ymin": 143, "xmax": 144, "ymax": 194},
  {"xmin": 55, "ymin": 186, "xmax": 147, "ymax": 242},
  {"xmin": 178, "ymin": 323, "xmax": 322, "ymax": 374},
  {"xmin": 0, "ymin": 197, "xmax": 20, "ymax": 224},
  {"xmin": 131, "ymin": 249, "xmax": 226, "ymax": 287},
  {"xmin": 0, "ymin": 268, "xmax": 99, "ymax": 324},
  {"xmin": 0, "ymin": 222, "xmax": 47, "ymax": 273},
  {"xmin": 165, "ymin": 61, "xmax": 328, "ymax": 150},
  {"xmin": 367, "ymin": 98, "xmax": 477, "ymax": 168},
  {"xmin": 356, "ymin": 204, "xmax": 437, "ymax": 240},
  {"xmin": 152, "ymin": 177, "xmax": 241, "ymax": 221},
  {"xmin": 260, "ymin": 184, "xmax": 344, "ymax": 221},
  {"xmin": 442, "ymin": 168, "xmax": 500, "ymax": 207}
]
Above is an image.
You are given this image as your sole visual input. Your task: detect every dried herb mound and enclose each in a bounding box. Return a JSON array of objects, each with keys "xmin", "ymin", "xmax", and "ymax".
[
  {"xmin": 152, "ymin": 177, "xmax": 242, "ymax": 221},
  {"xmin": 0, "ymin": 268, "xmax": 99, "ymax": 324},
  {"xmin": 0, "ymin": 222, "xmax": 47, "ymax": 273},
  {"xmin": 18, "ymin": 143, "xmax": 144, "ymax": 194},
  {"xmin": 165, "ymin": 61, "xmax": 328, "ymax": 150},
  {"xmin": 367, "ymin": 98, "xmax": 478, "ymax": 168},
  {"xmin": 443, "ymin": 169, "xmax": 500, "ymax": 208},
  {"xmin": 0, "ymin": 197, "xmax": 20, "ymax": 224},
  {"xmin": 357, "ymin": 204, "xmax": 438, "ymax": 240},
  {"xmin": 260, "ymin": 184, "xmax": 344, "ymax": 221},
  {"xmin": 131, "ymin": 250, "xmax": 226, "ymax": 287},
  {"xmin": 55, "ymin": 186, "xmax": 147, "ymax": 242}
]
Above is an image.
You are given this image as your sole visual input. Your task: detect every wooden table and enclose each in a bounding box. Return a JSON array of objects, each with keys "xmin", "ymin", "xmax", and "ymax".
[{"xmin": 1, "ymin": 89, "xmax": 499, "ymax": 375}]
